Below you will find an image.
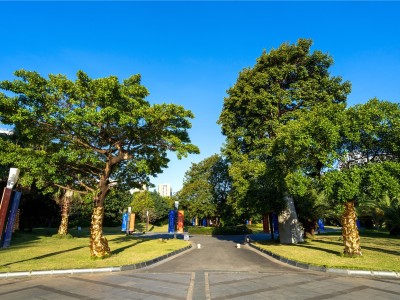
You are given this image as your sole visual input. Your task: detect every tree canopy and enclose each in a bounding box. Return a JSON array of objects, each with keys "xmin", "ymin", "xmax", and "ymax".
[
  {"xmin": 0, "ymin": 70, "xmax": 199, "ymax": 257},
  {"xmin": 176, "ymin": 154, "xmax": 232, "ymax": 223},
  {"xmin": 218, "ymin": 38, "xmax": 351, "ymax": 217}
]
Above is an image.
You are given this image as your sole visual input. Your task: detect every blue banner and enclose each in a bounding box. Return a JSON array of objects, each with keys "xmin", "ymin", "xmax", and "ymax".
[
  {"xmin": 318, "ymin": 219, "xmax": 325, "ymax": 231},
  {"xmin": 168, "ymin": 210, "xmax": 175, "ymax": 234},
  {"xmin": 121, "ymin": 212, "xmax": 128, "ymax": 232},
  {"xmin": 2, "ymin": 191, "xmax": 22, "ymax": 248}
]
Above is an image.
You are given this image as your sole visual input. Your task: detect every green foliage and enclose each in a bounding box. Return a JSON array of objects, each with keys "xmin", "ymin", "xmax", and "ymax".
[
  {"xmin": 0, "ymin": 70, "xmax": 199, "ymax": 248},
  {"xmin": 103, "ymin": 189, "xmax": 133, "ymax": 226},
  {"xmin": 0, "ymin": 70, "xmax": 199, "ymax": 206},
  {"xmin": 187, "ymin": 225, "xmax": 252, "ymax": 235},
  {"xmin": 130, "ymin": 191, "xmax": 170, "ymax": 223},
  {"xmin": 323, "ymin": 99, "xmax": 400, "ymax": 198},
  {"xmin": 218, "ymin": 38, "xmax": 350, "ymax": 218},
  {"xmin": 323, "ymin": 168, "xmax": 362, "ymax": 203},
  {"xmin": 384, "ymin": 199, "xmax": 400, "ymax": 235},
  {"xmin": 211, "ymin": 225, "xmax": 252, "ymax": 235},
  {"xmin": 342, "ymin": 98, "xmax": 400, "ymax": 166},
  {"xmin": 176, "ymin": 154, "xmax": 231, "ymax": 221}
]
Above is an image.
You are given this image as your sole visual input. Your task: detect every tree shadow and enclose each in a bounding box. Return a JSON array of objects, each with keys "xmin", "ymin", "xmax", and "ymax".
[
  {"xmin": 294, "ymin": 243, "xmax": 342, "ymax": 256},
  {"xmin": 316, "ymin": 239, "xmax": 400, "ymax": 256},
  {"xmin": 212, "ymin": 234, "xmax": 247, "ymax": 244},
  {"xmin": 111, "ymin": 239, "xmax": 146, "ymax": 255},
  {"xmin": 1, "ymin": 246, "xmax": 86, "ymax": 267}
]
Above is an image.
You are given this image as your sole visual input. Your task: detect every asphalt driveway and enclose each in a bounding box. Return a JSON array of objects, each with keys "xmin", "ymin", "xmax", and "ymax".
[{"xmin": 0, "ymin": 234, "xmax": 399, "ymax": 300}]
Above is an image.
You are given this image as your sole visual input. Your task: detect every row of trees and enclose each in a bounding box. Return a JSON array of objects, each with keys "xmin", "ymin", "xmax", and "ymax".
[
  {"xmin": 0, "ymin": 71, "xmax": 199, "ymax": 258},
  {"xmin": 2, "ymin": 39, "xmax": 399, "ymax": 258},
  {"xmin": 177, "ymin": 39, "xmax": 400, "ymax": 256}
]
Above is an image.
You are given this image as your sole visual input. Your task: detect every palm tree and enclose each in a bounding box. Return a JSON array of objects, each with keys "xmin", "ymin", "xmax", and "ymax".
[{"xmin": 54, "ymin": 187, "xmax": 81, "ymax": 235}]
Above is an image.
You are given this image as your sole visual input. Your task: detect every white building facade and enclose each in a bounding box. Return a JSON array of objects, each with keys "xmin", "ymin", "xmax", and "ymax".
[{"xmin": 158, "ymin": 184, "xmax": 172, "ymax": 197}]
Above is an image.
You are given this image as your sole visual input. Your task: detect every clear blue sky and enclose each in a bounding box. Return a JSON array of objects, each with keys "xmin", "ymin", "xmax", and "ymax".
[{"xmin": 1, "ymin": 1, "xmax": 400, "ymax": 192}]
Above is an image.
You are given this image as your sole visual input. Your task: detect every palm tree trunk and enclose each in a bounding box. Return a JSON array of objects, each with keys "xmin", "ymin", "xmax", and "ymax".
[
  {"xmin": 342, "ymin": 200, "xmax": 362, "ymax": 256},
  {"xmin": 58, "ymin": 190, "xmax": 73, "ymax": 235},
  {"xmin": 89, "ymin": 206, "xmax": 110, "ymax": 258}
]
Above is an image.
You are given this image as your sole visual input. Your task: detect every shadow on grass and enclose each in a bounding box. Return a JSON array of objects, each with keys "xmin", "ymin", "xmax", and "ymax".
[
  {"xmin": 111, "ymin": 235, "xmax": 145, "ymax": 244},
  {"xmin": 111, "ymin": 239, "xmax": 146, "ymax": 256},
  {"xmin": 316, "ymin": 239, "xmax": 400, "ymax": 256},
  {"xmin": 294, "ymin": 243, "xmax": 342, "ymax": 256},
  {"xmin": 255, "ymin": 239, "xmax": 342, "ymax": 256},
  {"xmin": 1, "ymin": 246, "xmax": 86, "ymax": 267}
]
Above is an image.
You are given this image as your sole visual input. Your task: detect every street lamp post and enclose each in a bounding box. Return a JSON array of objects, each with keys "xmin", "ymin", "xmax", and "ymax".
[
  {"xmin": 0, "ymin": 168, "xmax": 20, "ymax": 242},
  {"xmin": 146, "ymin": 210, "xmax": 149, "ymax": 232}
]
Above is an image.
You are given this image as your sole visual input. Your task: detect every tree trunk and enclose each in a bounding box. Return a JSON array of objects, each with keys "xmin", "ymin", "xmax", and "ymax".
[
  {"xmin": 89, "ymin": 206, "xmax": 110, "ymax": 258},
  {"xmin": 342, "ymin": 201, "xmax": 362, "ymax": 256},
  {"xmin": 88, "ymin": 158, "xmax": 117, "ymax": 258},
  {"xmin": 262, "ymin": 213, "xmax": 270, "ymax": 233},
  {"xmin": 304, "ymin": 219, "xmax": 317, "ymax": 237},
  {"xmin": 269, "ymin": 212, "xmax": 275, "ymax": 240},
  {"xmin": 57, "ymin": 190, "xmax": 73, "ymax": 235}
]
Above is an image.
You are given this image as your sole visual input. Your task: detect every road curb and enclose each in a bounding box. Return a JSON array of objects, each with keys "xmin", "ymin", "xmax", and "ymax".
[
  {"xmin": 248, "ymin": 243, "xmax": 400, "ymax": 279},
  {"xmin": 0, "ymin": 244, "xmax": 192, "ymax": 279}
]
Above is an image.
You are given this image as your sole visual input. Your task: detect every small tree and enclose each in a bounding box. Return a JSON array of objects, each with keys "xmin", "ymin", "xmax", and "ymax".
[
  {"xmin": 131, "ymin": 191, "xmax": 156, "ymax": 224},
  {"xmin": 130, "ymin": 191, "xmax": 170, "ymax": 224},
  {"xmin": 176, "ymin": 155, "xmax": 230, "ymax": 223}
]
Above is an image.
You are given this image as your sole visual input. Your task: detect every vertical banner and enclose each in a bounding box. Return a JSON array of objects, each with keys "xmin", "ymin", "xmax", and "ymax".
[
  {"xmin": 168, "ymin": 210, "xmax": 175, "ymax": 234},
  {"xmin": 177, "ymin": 210, "xmax": 184, "ymax": 233},
  {"xmin": 2, "ymin": 191, "xmax": 22, "ymax": 248},
  {"xmin": 356, "ymin": 219, "xmax": 360, "ymax": 229},
  {"xmin": 317, "ymin": 219, "xmax": 325, "ymax": 232},
  {"xmin": 129, "ymin": 213, "xmax": 135, "ymax": 233},
  {"xmin": 121, "ymin": 212, "xmax": 128, "ymax": 232},
  {"xmin": 0, "ymin": 188, "xmax": 13, "ymax": 242}
]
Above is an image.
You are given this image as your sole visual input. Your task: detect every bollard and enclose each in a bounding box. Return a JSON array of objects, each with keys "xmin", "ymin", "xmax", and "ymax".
[
  {"xmin": 197, "ymin": 244, "xmax": 201, "ymax": 249},
  {"xmin": 236, "ymin": 243, "xmax": 241, "ymax": 248}
]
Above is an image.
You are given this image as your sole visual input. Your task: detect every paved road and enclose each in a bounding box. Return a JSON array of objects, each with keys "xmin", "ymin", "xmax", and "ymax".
[{"xmin": 1, "ymin": 235, "xmax": 399, "ymax": 299}]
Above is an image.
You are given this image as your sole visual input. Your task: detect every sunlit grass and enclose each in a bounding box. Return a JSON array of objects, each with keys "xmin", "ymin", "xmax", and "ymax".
[
  {"xmin": 0, "ymin": 227, "xmax": 188, "ymax": 273},
  {"xmin": 255, "ymin": 231, "xmax": 400, "ymax": 272},
  {"xmin": 247, "ymin": 223, "xmax": 264, "ymax": 233}
]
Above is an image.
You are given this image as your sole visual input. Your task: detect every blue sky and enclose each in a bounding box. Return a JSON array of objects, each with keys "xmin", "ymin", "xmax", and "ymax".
[{"xmin": 1, "ymin": 1, "xmax": 400, "ymax": 192}]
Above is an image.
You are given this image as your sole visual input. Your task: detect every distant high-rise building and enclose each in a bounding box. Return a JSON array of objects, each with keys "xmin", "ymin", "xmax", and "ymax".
[{"xmin": 158, "ymin": 184, "xmax": 172, "ymax": 197}]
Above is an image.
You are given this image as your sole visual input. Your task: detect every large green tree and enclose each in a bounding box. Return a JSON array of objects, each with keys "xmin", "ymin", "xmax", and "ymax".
[
  {"xmin": 218, "ymin": 39, "xmax": 351, "ymax": 241},
  {"xmin": 0, "ymin": 70, "xmax": 199, "ymax": 257}
]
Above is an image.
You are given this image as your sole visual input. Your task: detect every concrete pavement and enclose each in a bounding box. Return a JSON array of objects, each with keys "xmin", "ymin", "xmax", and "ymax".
[{"xmin": 0, "ymin": 234, "xmax": 399, "ymax": 299}]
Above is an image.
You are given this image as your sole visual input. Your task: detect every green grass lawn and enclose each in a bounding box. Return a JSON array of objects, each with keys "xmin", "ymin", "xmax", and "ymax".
[
  {"xmin": 254, "ymin": 230, "xmax": 400, "ymax": 272},
  {"xmin": 0, "ymin": 227, "xmax": 188, "ymax": 273}
]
